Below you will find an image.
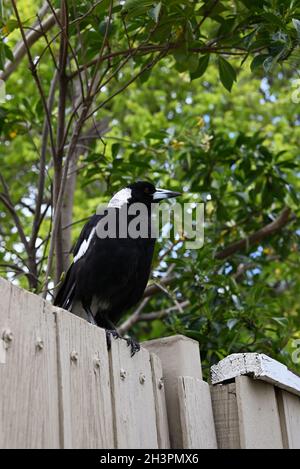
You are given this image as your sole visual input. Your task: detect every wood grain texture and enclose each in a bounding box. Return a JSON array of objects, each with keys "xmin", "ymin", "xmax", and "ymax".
[
  {"xmin": 277, "ymin": 389, "xmax": 300, "ymax": 449},
  {"xmin": 149, "ymin": 352, "xmax": 170, "ymax": 449},
  {"xmin": 143, "ymin": 335, "xmax": 202, "ymax": 448},
  {"xmin": 211, "ymin": 383, "xmax": 240, "ymax": 449},
  {"xmin": 211, "ymin": 353, "xmax": 300, "ymax": 396},
  {"xmin": 178, "ymin": 377, "xmax": 217, "ymax": 449},
  {"xmin": 235, "ymin": 376, "xmax": 283, "ymax": 449},
  {"xmin": 55, "ymin": 309, "xmax": 114, "ymax": 448},
  {"xmin": 0, "ymin": 278, "xmax": 60, "ymax": 448},
  {"xmin": 109, "ymin": 339, "xmax": 158, "ymax": 449}
]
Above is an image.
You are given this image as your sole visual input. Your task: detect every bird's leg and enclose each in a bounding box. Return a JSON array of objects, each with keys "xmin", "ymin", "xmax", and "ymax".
[
  {"xmin": 83, "ymin": 305, "xmax": 97, "ymax": 325},
  {"xmin": 105, "ymin": 329, "xmax": 121, "ymax": 350},
  {"xmin": 104, "ymin": 317, "xmax": 140, "ymax": 356},
  {"xmin": 96, "ymin": 313, "xmax": 121, "ymax": 350},
  {"xmin": 96, "ymin": 312, "xmax": 140, "ymax": 356}
]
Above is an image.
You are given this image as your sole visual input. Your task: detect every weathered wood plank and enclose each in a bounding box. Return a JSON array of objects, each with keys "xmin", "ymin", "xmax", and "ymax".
[
  {"xmin": 210, "ymin": 383, "xmax": 240, "ymax": 449},
  {"xmin": 149, "ymin": 352, "xmax": 170, "ymax": 449},
  {"xmin": 211, "ymin": 353, "xmax": 300, "ymax": 397},
  {"xmin": 277, "ymin": 389, "xmax": 300, "ymax": 449},
  {"xmin": 235, "ymin": 376, "xmax": 283, "ymax": 449},
  {"xmin": 109, "ymin": 338, "xmax": 158, "ymax": 449},
  {"xmin": 178, "ymin": 377, "xmax": 217, "ymax": 449},
  {"xmin": 0, "ymin": 279, "xmax": 60, "ymax": 448},
  {"xmin": 55, "ymin": 309, "xmax": 114, "ymax": 448},
  {"xmin": 143, "ymin": 335, "xmax": 202, "ymax": 448},
  {"xmin": 0, "ymin": 277, "xmax": 11, "ymax": 366}
]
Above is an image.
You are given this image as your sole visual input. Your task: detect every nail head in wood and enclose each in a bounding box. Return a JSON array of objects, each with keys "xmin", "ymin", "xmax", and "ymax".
[
  {"xmin": 2, "ymin": 329, "xmax": 13, "ymax": 343},
  {"xmin": 158, "ymin": 377, "xmax": 164, "ymax": 389},
  {"xmin": 36, "ymin": 338, "xmax": 44, "ymax": 351},
  {"xmin": 139, "ymin": 373, "xmax": 146, "ymax": 385},
  {"xmin": 70, "ymin": 350, "xmax": 78, "ymax": 363}
]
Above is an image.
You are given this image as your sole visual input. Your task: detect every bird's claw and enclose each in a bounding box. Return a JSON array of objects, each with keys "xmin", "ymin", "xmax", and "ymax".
[
  {"xmin": 126, "ymin": 337, "xmax": 140, "ymax": 357},
  {"xmin": 105, "ymin": 329, "xmax": 121, "ymax": 350},
  {"xmin": 105, "ymin": 329, "xmax": 140, "ymax": 357}
]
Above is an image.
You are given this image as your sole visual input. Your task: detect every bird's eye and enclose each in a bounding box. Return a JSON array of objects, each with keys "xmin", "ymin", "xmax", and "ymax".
[{"xmin": 144, "ymin": 187, "xmax": 150, "ymax": 194}]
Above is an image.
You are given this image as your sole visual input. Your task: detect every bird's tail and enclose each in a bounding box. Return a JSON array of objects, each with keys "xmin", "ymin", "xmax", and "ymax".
[{"xmin": 53, "ymin": 264, "xmax": 76, "ymax": 310}]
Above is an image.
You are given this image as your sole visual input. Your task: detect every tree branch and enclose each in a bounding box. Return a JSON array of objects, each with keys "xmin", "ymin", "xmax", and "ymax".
[
  {"xmin": 11, "ymin": 0, "xmax": 56, "ymax": 160},
  {"xmin": 30, "ymin": 70, "xmax": 58, "ymax": 248},
  {"xmin": 143, "ymin": 275, "xmax": 176, "ymax": 298},
  {"xmin": 0, "ymin": 8, "xmax": 59, "ymax": 81},
  {"xmin": 117, "ymin": 297, "xmax": 151, "ymax": 335},
  {"xmin": 139, "ymin": 301, "xmax": 190, "ymax": 322},
  {"xmin": 215, "ymin": 207, "xmax": 292, "ymax": 260}
]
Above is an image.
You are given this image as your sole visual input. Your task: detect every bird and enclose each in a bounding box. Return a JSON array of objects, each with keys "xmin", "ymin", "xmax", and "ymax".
[{"xmin": 54, "ymin": 181, "xmax": 181, "ymax": 354}]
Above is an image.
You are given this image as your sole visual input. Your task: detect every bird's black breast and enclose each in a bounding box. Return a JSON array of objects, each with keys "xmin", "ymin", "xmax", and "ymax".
[{"xmin": 74, "ymin": 234, "xmax": 155, "ymax": 325}]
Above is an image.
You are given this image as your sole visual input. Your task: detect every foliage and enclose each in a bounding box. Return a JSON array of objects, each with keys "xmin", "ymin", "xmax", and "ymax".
[{"xmin": 0, "ymin": 1, "xmax": 300, "ymax": 377}]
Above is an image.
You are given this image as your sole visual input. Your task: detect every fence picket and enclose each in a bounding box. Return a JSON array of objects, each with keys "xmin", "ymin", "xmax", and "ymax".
[
  {"xmin": 0, "ymin": 280, "xmax": 59, "ymax": 448},
  {"xmin": 109, "ymin": 338, "xmax": 158, "ymax": 449},
  {"xmin": 55, "ymin": 309, "xmax": 114, "ymax": 448}
]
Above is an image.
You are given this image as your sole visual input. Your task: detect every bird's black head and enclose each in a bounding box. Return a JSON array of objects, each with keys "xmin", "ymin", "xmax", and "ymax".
[
  {"xmin": 108, "ymin": 181, "xmax": 181, "ymax": 209},
  {"xmin": 127, "ymin": 181, "xmax": 181, "ymax": 205}
]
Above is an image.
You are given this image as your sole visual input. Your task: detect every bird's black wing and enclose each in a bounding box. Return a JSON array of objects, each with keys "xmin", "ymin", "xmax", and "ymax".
[
  {"xmin": 73, "ymin": 214, "xmax": 102, "ymax": 260},
  {"xmin": 53, "ymin": 261, "xmax": 77, "ymax": 309},
  {"xmin": 54, "ymin": 214, "xmax": 102, "ymax": 309}
]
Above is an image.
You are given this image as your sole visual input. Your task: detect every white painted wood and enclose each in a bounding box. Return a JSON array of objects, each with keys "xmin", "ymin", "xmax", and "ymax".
[
  {"xmin": 55, "ymin": 309, "xmax": 114, "ymax": 448},
  {"xmin": 211, "ymin": 383, "xmax": 240, "ymax": 449},
  {"xmin": 278, "ymin": 390, "xmax": 300, "ymax": 449},
  {"xmin": 149, "ymin": 352, "xmax": 170, "ymax": 449},
  {"xmin": 178, "ymin": 377, "xmax": 217, "ymax": 449},
  {"xmin": 235, "ymin": 376, "xmax": 283, "ymax": 449},
  {"xmin": 143, "ymin": 335, "xmax": 202, "ymax": 448},
  {"xmin": 109, "ymin": 338, "xmax": 158, "ymax": 449},
  {"xmin": 211, "ymin": 353, "xmax": 300, "ymax": 397},
  {"xmin": 0, "ymin": 279, "xmax": 60, "ymax": 448}
]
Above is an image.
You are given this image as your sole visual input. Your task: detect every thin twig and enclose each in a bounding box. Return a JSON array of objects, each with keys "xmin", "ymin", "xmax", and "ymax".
[
  {"xmin": 215, "ymin": 208, "xmax": 292, "ymax": 260},
  {"xmin": 117, "ymin": 297, "xmax": 151, "ymax": 335}
]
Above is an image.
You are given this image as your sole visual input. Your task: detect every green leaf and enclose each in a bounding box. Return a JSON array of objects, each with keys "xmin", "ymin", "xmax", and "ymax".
[
  {"xmin": 173, "ymin": 49, "xmax": 199, "ymax": 73},
  {"xmin": 262, "ymin": 12, "xmax": 285, "ymax": 29},
  {"xmin": 250, "ymin": 54, "xmax": 270, "ymax": 72},
  {"xmin": 3, "ymin": 43, "xmax": 13, "ymax": 62},
  {"xmin": 263, "ymin": 56, "xmax": 274, "ymax": 73},
  {"xmin": 190, "ymin": 55, "xmax": 210, "ymax": 81},
  {"xmin": 149, "ymin": 2, "xmax": 161, "ymax": 23},
  {"xmin": 218, "ymin": 57, "xmax": 237, "ymax": 92},
  {"xmin": 4, "ymin": 18, "xmax": 19, "ymax": 34},
  {"xmin": 227, "ymin": 318, "xmax": 239, "ymax": 330},
  {"xmin": 122, "ymin": 0, "xmax": 154, "ymax": 18},
  {"xmin": 292, "ymin": 18, "xmax": 300, "ymax": 39},
  {"xmin": 272, "ymin": 317, "xmax": 288, "ymax": 327},
  {"xmin": 111, "ymin": 143, "xmax": 120, "ymax": 159},
  {"xmin": 286, "ymin": 183, "xmax": 299, "ymax": 204}
]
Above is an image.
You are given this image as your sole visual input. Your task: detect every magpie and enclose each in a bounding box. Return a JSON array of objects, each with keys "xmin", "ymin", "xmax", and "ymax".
[{"xmin": 54, "ymin": 181, "xmax": 180, "ymax": 354}]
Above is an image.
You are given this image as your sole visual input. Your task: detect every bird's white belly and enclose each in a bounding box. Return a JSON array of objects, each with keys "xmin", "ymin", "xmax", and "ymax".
[
  {"xmin": 91, "ymin": 296, "xmax": 110, "ymax": 314},
  {"xmin": 71, "ymin": 296, "xmax": 110, "ymax": 321}
]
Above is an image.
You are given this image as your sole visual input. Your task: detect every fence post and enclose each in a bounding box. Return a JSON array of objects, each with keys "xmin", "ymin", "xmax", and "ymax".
[
  {"xmin": 210, "ymin": 353, "xmax": 300, "ymax": 449},
  {"xmin": 143, "ymin": 335, "xmax": 217, "ymax": 449}
]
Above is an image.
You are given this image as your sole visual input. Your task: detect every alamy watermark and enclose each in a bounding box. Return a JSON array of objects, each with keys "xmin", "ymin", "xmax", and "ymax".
[{"xmin": 95, "ymin": 202, "xmax": 205, "ymax": 250}]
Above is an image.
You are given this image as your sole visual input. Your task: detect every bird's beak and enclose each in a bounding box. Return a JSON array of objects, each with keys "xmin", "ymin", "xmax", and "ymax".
[{"xmin": 153, "ymin": 188, "xmax": 181, "ymax": 201}]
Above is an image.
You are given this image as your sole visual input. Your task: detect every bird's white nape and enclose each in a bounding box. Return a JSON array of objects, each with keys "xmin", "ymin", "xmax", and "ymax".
[{"xmin": 108, "ymin": 188, "xmax": 132, "ymax": 209}]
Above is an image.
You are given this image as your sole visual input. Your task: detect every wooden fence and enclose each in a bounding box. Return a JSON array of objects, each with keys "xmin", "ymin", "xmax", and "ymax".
[{"xmin": 1, "ymin": 277, "xmax": 300, "ymax": 449}]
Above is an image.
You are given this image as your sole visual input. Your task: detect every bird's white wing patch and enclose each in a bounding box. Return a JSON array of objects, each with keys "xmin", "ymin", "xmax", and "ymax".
[
  {"xmin": 74, "ymin": 227, "xmax": 96, "ymax": 263},
  {"xmin": 108, "ymin": 188, "xmax": 132, "ymax": 208}
]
